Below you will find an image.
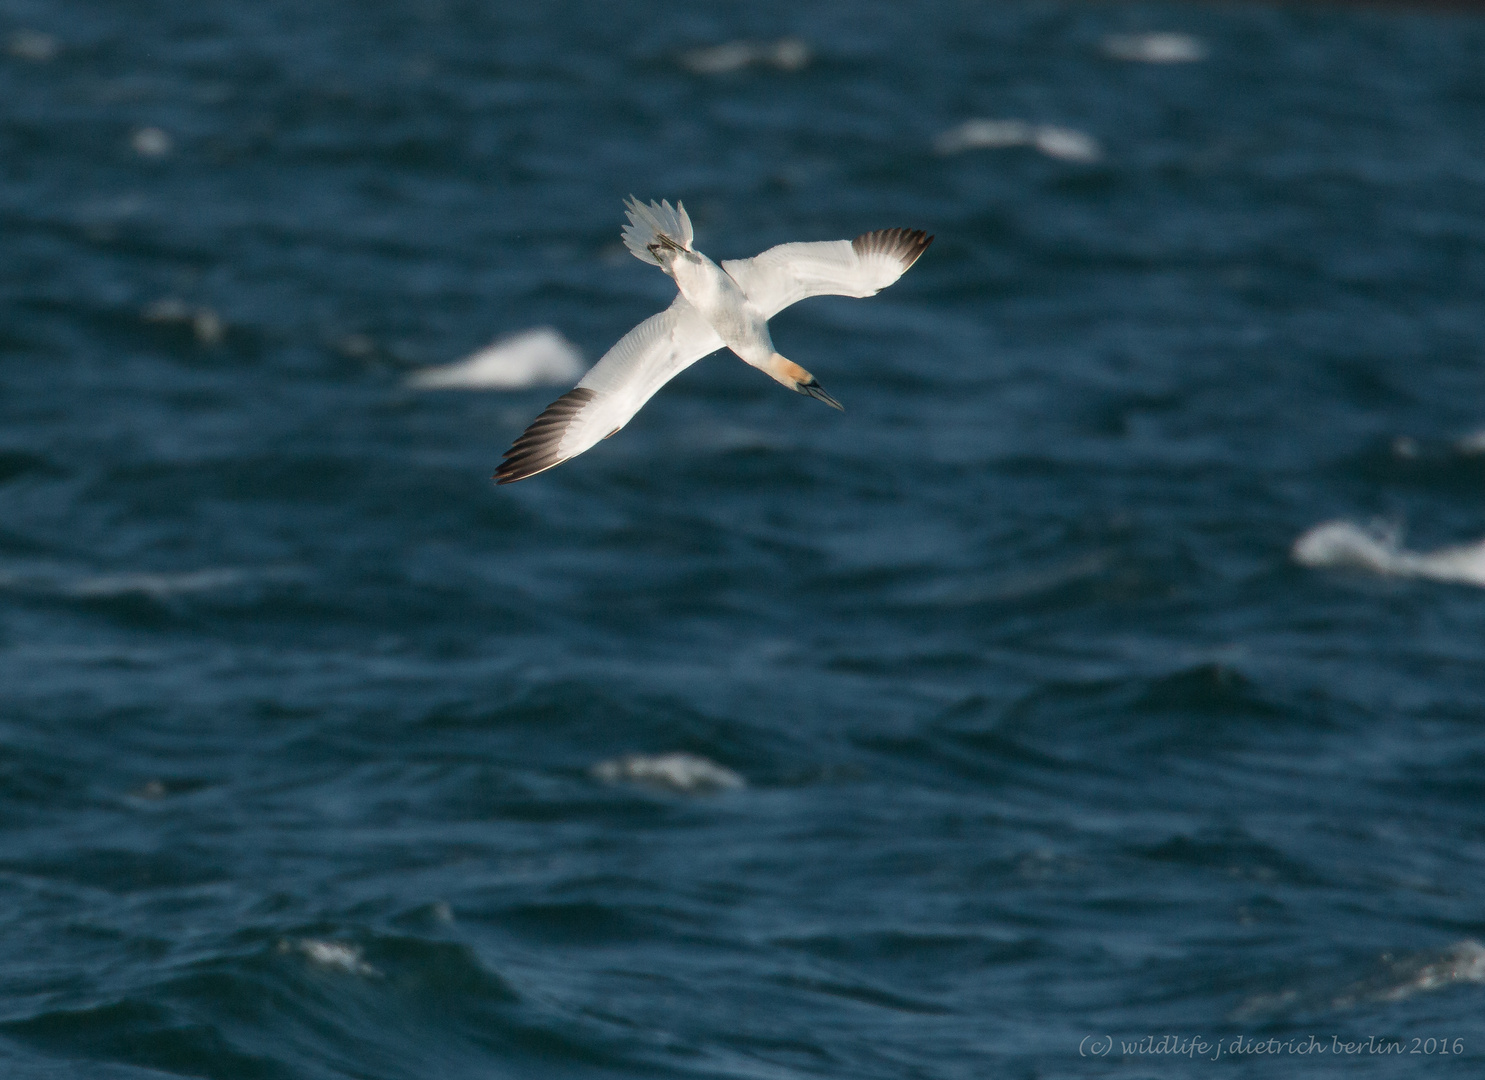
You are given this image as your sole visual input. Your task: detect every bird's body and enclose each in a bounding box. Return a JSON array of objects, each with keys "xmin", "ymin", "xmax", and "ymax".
[
  {"xmin": 667, "ymin": 246, "xmax": 773, "ymax": 368},
  {"xmin": 495, "ymin": 198, "xmax": 932, "ymax": 483}
]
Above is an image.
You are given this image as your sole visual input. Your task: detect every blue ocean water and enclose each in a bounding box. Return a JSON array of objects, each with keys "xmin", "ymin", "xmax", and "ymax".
[{"xmin": 3, "ymin": 1, "xmax": 1485, "ymax": 1076}]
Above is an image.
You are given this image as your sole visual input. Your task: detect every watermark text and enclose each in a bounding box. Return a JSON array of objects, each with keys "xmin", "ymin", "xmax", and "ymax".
[{"xmin": 1078, "ymin": 1034, "xmax": 1465, "ymax": 1060}]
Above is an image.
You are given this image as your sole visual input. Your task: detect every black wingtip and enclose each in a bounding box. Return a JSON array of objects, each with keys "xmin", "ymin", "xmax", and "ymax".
[
  {"xmin": 493, "ymin": 386, "xmax": 596, "ymax": 485},
  {"xmin": 852, "ymin": 227, "xmax": 933, "ymax": 271}
]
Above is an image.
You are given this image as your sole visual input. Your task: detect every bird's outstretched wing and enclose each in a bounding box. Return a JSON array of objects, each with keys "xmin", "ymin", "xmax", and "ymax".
[
  {"xmin": 495, "ymin": 296, "xmax": 723, "ymax": 484},
  {"xmin": 721, "ymin": 228, "xmax": 933, "ymax": 319}
]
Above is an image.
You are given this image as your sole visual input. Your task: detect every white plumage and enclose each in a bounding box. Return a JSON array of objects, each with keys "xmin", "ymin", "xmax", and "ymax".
[
  {"xmin": 620, "ymin": 198, "xmax": 695, "ymax": 266},
  {"xmin": 496, "ymin": 198, "xmax": 932, "ymax": 484}
]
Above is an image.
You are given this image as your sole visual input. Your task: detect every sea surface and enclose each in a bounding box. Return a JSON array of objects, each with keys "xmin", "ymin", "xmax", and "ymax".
[{"xmin": 3, "ymin": 1, "xmax": 1485, "ymax": 1077}]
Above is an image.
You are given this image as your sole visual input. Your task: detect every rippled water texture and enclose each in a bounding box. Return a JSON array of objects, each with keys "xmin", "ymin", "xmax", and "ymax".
[{"xmin": 3, "ymin": 1, "xmax": 1485, "ymax": 1077}]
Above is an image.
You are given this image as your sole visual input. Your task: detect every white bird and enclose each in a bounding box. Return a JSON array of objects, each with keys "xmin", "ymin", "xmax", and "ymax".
[{"xmin": 495, "ymin": 198, "xmax": 932, "ymax": 483}]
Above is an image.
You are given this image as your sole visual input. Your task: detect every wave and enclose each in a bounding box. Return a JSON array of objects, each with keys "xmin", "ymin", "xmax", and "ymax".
[
  {"xmin": 1101, "ymin": 33, "xmax": 1206, "ymax": 64},
  {"xmin": 0, "ymin": 563, "xmax": 302, "ymax": 601},
  {"xmin": 589, "ymin": 752, "xmax": 745, "ymax": 794},
  {"xmin": 679, "ymin": 38, "xmax": 810, "ymax": 75},
  {"xmin": 140, "ymin": 297, "xmax": 224, "ymax": 346},
  {"xmin": 278, "ymin": 939, "xmax": 380, "ymax": 977},
  {"xmin": 0, "ymin": 933, "xmax": 525, "ymax": 1078},
  {"xmin": 1292, "ymin": 521, "xmax": 1485, "ymax": 587},
  {"xmin": 1234, "ymin": 939, "xmax": 1485, "ymax": 1021},
  {"xmin": 1456, "ymin": 429, "xmax": 1485, "ymax": 454},
  {"xmin": 934, "ymin": 119, "xmax": 1101, "ymax": 162},
  {"xmin": 406, "ymin": 328, "xmax": 584, "ymax": 390},
  {"xmin": 66, "ymin": 569, "xmax": 260, "ymax": 600}
]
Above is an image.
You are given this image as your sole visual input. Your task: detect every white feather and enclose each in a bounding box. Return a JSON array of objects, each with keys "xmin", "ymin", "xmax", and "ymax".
[
  {"xmin": 563, "ymin": 296, "xmax": 722, "ymax": 455},
  {"xmin": 495, "ymin": 297, "xmax": 724, "ymax": 482},
  {"xmin": 621, "ymin": 197, "xmax": 694, "ymax": 265},
  {"xmin": 721, "ymin": 239, "xmax": 912, "ymax": 319}
]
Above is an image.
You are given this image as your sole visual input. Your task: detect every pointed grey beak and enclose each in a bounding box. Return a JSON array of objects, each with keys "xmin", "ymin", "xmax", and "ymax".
[{"xmin": 799, "ymin": 378, "xmax": 844, "ymax": 411}]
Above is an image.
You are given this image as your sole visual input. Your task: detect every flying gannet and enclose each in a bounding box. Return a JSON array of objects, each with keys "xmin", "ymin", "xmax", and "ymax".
[{"xmin": 494, "ymin": 198, "xmax": 932, "ymax": 483}]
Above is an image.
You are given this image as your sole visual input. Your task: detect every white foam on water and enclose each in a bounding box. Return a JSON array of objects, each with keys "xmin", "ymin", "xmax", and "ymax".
[
  {"xmin": 590, "ymin": 752, "xmax": 746, "ymax": 794},
  {"xmin": 680, "ymin": 38, "xmax": 810, "ymax": 75},
  {"xmin": 9, "ymin": 30, "xmax": 58, "ymax": 62},
  {"xmin": 1102, "ymin": 32, "xmax": 1206, "ymax": 64},
  {"xmin": 1031, "ymin": 126, "xmax": 1102, "ymax": 163},
  {"xmin": 67, "ymin": 568, "xmax": 254, "ymax": 599},
  {"xmin": 142, "ymin": 297, "xmax": 193, "ymax": 323},
  {"xmin": 935, "ymin": 119, "xmax": 1101, "ymax": 162},
  {"xmin": 934, "ymin": 120, "xmax": 1032, "ymax": 155},
  {"xmin": 764, "ymin": 39, "xmax": 810, "ymax": 72},
  {"xmin": 1233, "ymin": 940, "xmax": 1485, "ymax": 1021},
  {"xmin": 1, "ymin": 561, "xmax": 300, "ymax": 600},
  {"xmin": 407, "ymin": 327, "xmax": 585, "ymax": 390},
  {"xmin": 280, "ymin": 939, "xmax": 379, "ymax": 977},
  {"xmin": 131, "ymin": 127, "xmax": 173, "ymax": 158},
  {"xmin": 191, "ymin": 310, "xmax": 224, "ymax": 345},
  {"xmin": 1356, "ymin": 940, "xmax": 1485, "ymax": 1006},
  {"xmin": 142, "ymin": 298, "xmax": 226, "ymax": 344},
  {"xmin": 1292, "ymin": 521, "xmax": 1485, "ymax": 587},
  {"xmin": 130, "ymin": 780, "xmax": 169, "ymax": 801},
  {"xmin": 1455, "ymin": 429, "xmax": 1485, "ymax": 454}
]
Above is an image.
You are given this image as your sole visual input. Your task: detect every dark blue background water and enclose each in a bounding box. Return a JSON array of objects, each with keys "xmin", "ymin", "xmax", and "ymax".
[{"xmin": 4, "ymin": 1, "xmax": 1485, "ymax": 1076}]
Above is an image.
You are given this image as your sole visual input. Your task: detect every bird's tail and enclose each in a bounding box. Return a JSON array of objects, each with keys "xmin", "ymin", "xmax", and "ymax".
[{"xmin": 621, "ymin": 197, "xmax": 694, "ymax": 266}]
